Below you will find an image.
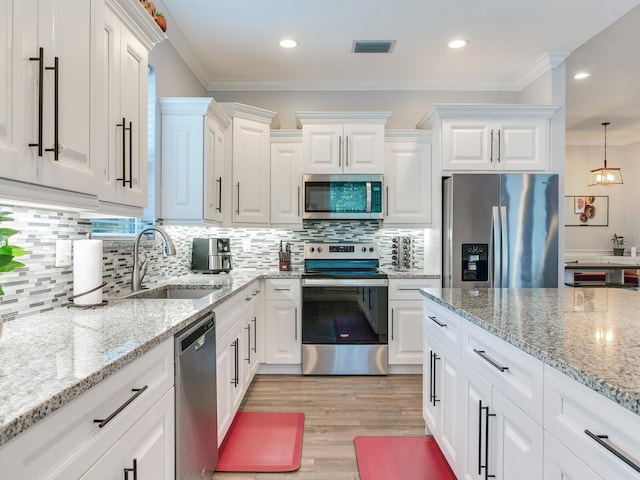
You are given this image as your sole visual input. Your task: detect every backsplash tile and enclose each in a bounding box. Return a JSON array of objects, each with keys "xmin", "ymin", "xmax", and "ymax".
[{"xmin": 0, "ymin": 204, "xmax": 428, "ymax": 322}]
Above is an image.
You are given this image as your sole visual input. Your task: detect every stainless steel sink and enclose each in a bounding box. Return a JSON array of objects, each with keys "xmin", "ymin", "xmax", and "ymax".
[{"xmin": 126, "ymin": 285, "xmax": 222, "ymax": 300}]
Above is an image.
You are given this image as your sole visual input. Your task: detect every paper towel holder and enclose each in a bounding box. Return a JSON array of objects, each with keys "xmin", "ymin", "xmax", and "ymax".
[{"xmin": 68, "ymin": 282, "xmax": 108, "ymax": 308}]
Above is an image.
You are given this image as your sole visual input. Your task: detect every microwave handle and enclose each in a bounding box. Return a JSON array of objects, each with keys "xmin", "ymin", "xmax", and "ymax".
[{"xmin": 366, "ymin": 181, "xmax": 372, "ymax": 213}]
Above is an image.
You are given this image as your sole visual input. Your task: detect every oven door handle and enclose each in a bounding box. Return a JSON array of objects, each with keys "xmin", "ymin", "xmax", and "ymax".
[{"xmin": 301, "ymin": 278, "xmax": 388, "ymax": 287}]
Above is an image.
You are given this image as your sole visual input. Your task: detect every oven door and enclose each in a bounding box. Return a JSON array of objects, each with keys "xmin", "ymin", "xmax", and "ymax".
[{"xmin": 301, "ymin": 277, "xmax": 388, "ymax": 375}]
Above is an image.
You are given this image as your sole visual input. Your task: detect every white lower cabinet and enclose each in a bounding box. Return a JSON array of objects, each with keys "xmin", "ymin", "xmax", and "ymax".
[
  {"xmin": 424, "ymin": 298, "xmax": 544, "ymax": 480},
  {"xmin": 215, "ymin": 283, "xmax": 263, "ymax": 445},
  {"xmin": 264, "ymin": 279, "xmax": 301, "ymax": 364},
  {"xmin": 79, "ymin": 389, "xmax": 174, "ymax": 480},
  {"xmin": 544, "ymin": 364, "xmax": 640, "ymax": 480},
  {"xmin": 0, "ymin": 339, "xmax": 174, "ymax": 479},
  {"xmin": 544, "ymin": 432, "xmax": 604, "ymax": 480},
  {"xmin": 389, "ymin": 279, "xmax": 439, "ymax": 365}
]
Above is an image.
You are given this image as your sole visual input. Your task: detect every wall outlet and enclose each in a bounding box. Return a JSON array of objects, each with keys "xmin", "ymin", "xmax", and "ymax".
[{"xmin": 55, "ymin": 240, "xmax": 72, "ymax": 267}]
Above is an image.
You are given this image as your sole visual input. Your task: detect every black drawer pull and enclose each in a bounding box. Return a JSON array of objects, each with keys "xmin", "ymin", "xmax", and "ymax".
[
  {"xmin": 124, "ymin": 458, "xmax": 137, "ymax": 480},
  {"xmin": 474, "ymin": 349, "xmax": 509, "ymax": 372},
  {"xmin": 428, "ymin": 315, "xmax": 447, "ymax": 328},
  {"xmin": 585, "ymin": 430, "xmax": 640, "ymax": 473},
  {"xmin": 94, "ymin": 386, "xmax": 148, "ymax": 428}
]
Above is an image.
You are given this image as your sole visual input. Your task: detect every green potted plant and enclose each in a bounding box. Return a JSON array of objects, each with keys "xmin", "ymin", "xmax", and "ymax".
[
  {"xmin": 0, "ymin": 211, "xmax": 27, "ymax": 296},
  {"xmin": 610, "ymin": 233, "xmax": 626, "ymax": 256}
]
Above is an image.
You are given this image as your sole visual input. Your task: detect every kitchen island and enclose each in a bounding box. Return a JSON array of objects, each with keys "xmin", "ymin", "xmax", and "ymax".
[{"xmin": 421, "ymin": 287, "xmax": 640, "ymax": 480}]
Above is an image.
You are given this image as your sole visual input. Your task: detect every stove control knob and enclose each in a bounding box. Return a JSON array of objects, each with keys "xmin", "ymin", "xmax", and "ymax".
[
  {"xmin": 362, "ymin": 247, "xmax": 367, "ymax": 252},
  {"xmin": 317, "ymin": 247, "xmax": 322, "ymax": 252},
  {"xmin": 309, "ymin": 247, "xmax": 315, "ymax": 253},
  {"xmin": 369, "ymin": 247, "xmax": 375, "ymax": 252}
]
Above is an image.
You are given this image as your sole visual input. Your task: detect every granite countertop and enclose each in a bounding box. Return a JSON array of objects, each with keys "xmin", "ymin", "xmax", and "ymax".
[
  {"xmin": 421, "ymin": 287, "xmax": 640, "ymax": 416},
  {"xmin": 0, "ymin": 269, "xmax": 296, "ymax": 447}
]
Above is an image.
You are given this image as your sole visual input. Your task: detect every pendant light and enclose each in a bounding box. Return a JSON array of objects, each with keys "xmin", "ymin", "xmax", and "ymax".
[{"xmin": 589, "ymin": 122, "xmax": 623, "ymax": 186}]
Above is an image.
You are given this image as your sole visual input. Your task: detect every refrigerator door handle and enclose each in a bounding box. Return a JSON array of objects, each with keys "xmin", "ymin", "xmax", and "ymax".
[
  {"xmin": 500, "ymin": 206, "xmax": 508, "ymax": 288},
  {"xmin": 492, "ymin": 206, "xmax": 501, "ymax": 287}
]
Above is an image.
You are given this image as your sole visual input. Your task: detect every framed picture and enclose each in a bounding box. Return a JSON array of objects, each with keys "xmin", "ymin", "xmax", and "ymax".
[{"xmin": 565, "ymin": 196, "xmax": 608, "ymax": 226}]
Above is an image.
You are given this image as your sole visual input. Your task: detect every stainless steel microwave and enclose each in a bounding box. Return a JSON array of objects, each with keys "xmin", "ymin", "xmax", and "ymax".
[{"xmin": 302, "ymin": 174, "xmax": 384, "ymax": 220}]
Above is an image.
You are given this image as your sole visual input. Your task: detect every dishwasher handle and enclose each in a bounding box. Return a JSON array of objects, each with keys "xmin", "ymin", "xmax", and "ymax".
[{"xmin": 176, "ymin": 311, "xmax": 216, "ymax": 354}]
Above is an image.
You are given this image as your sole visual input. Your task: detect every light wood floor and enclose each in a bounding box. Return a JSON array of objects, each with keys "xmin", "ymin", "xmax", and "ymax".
[{"xmin": 212, "ymin": 374, "xmax": 425, "ymax": 480}]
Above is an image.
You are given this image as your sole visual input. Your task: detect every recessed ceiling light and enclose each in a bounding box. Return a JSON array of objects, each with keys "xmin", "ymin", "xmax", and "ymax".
[
  {"xmin": 574, "ymin": 72, "xmax": 591, "ymax": 80},
  {"xmin": 279, "ymin": 38, "xmax": 298, "ymax": 49},
  {"xmin": 448, "ymin": 39, "xmax": 468, "ymax": 49}
]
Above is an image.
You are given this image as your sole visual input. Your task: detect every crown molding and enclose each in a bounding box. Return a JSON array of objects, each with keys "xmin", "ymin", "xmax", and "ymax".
[
  {"xmin": 295, "ymin": 111, "xmax": 392, "ymax": 127},
  {"xmin": 107, "ymin": 0, "xmax": 167, "ymax": 50},
  {"xmin": 515, "ymin": 52, "xmax": 569, "ymax": 90}
]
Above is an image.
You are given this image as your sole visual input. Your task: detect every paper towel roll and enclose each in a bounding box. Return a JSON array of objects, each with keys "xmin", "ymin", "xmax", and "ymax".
[{"xmin": 73, "ymin": 239, "xmax": 103, "ymax": 305}]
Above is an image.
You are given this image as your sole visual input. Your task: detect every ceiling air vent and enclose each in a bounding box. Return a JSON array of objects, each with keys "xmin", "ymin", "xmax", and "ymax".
[{"xmin": 352, "ymin": 40, "xmax": 396, "ymax": 54}]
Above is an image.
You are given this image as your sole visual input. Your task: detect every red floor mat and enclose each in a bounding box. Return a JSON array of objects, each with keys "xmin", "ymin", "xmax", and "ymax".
[
  {"xmin": 216, "ymin": 412, "xmax": 304, "ymax": 472},
  {"xmin": 354, "ymin": 436, "xmax": 457, "ymax": 480}
]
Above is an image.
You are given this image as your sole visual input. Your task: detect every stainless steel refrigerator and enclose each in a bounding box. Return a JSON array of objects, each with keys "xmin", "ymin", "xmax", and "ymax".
[{"xmin": 442, "ymin": 174, "xmax": 559, "ymax": 288}]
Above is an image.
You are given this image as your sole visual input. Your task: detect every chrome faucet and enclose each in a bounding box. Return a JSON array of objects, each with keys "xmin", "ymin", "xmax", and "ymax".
[{"xmin": 131, "ymin": 226, "xmax": 177, "ymax": 291}]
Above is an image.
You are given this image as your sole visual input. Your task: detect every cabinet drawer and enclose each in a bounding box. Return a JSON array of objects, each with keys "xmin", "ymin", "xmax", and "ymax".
[
  {"xmin": 390, "ymin": 278, "xmax": 438, "ymax": 301},
  {"xmin": 423, "ymin": 300, "xmax": 460, "ymax": 354},
  {"xmin": 544, "ymin": 365, "xmax": 640, "ymax": 480},
  {"xmin": 266, "ymin": 279, "xmax": 300, "ymax": 301},
  {"xmin": 461, "ymin": 321, "xmax": 543, "ymax": 424},
  {"xmin": 0, "ymin": 339, "xmax": 173, "ymax": 479}
]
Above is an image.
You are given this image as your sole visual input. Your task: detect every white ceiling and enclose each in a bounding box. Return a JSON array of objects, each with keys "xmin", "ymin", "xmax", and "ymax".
[{"xmin": 157, "ymin": 0, "xmax": 640, "ymax": 141}]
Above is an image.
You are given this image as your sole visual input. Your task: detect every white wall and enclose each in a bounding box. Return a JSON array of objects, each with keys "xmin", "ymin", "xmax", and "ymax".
[
  {"xmin": 565, "ymin": 141, "xmax": 640, "ymax": 253},
  {"xmin": 149, "ymin": 41, "xmax": 208, "ymax": 97}
]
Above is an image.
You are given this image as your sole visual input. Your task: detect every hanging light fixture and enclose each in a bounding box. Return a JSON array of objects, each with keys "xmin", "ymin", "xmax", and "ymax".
[{"xmin": 589, "ymin": 122, "xmax": 623, "ymax": 186}]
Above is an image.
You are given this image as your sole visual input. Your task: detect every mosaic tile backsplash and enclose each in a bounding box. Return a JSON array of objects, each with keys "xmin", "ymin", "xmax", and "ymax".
[{"xmin": 0, "ymin": 204, "xmax": 428, "ymax": 322}]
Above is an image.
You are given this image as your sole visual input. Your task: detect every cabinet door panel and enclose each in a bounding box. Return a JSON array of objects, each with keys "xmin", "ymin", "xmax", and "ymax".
[
  {"xmin": 384, "ymin": 138, "xmax": 432, "ymax": 224},
  {"xmin": 118, "ymin": 26, "xmax": 148, "ymax": 207},
  {"xmin": 544, "ymin": 432, "xmax": 604, "ymax": 480},
  {"xmin": 493, "ymin": 389, "xmax": 543, "ymax": 480},
  {"xmin": 442, "ymin": 120, "xmax": 492, "ymax": 171},
  {"xmin": 495, "ymin": 119, "xmax": 547, "ymax": 171},
  {"xmin": 265, "ymin": 301, "xmax": 300, "ymax": 364},
  {"xmin": 302, "ymin": 125, "xmax": 341, "ymax": 173},
  {"xmin": 271, "ymin": 141, "xmax": 302, "ymax": 225},
  {"xmin": 389, "ymin": 301, "xmax": 423, "ymax": 364},
  {"xmin": 232, "ymin": 118, "xmax": 270, "ymax": 223},
  {"xmin": 344, "ymin": 124, "xmax": 384, "ymax": 173},
  {"xmin": 439, "ymin": 345, "xmax": 463, "ymax": 472}
]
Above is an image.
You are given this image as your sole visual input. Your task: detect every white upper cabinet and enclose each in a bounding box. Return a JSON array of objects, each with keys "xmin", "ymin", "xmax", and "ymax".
[
  {"xmin": 221, "ymin": 103, "xmax": 277, "ymax": 226},
  {"xmin": 296, "ymin": 112, "xmax": 391, "ymax": 174},
  {"xmin": 384, "ymin": 130, "xmax": 432, "ymax": 226},
  {"xmin": 419, "ymin": 104, "xmax": 558, "ymax": 173},
  {"xmin": 158, "ymin": 97, "xmax": 229, "ymax": 225},
  {"xmin": 97, "ymin": 0, "xmax": 165, "ymax": 217},
  {"xmin": 271, "ymin": 131, "xmax": 303, "ymax": 226},
  {"xmin": 0, "ymin": 0, "xmax": 101, "ymax": 206}
]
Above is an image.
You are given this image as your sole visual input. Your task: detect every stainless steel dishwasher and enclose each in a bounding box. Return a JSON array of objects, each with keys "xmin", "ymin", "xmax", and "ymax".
[{"xmin": 175, "ymin": 311, "xmax": 218, "ymax": 479}]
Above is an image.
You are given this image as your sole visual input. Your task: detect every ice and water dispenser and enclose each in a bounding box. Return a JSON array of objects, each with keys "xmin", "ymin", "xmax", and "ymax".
[{"xmin": 461, "ymin": 243, "xmax": 488, "ymax": 282}]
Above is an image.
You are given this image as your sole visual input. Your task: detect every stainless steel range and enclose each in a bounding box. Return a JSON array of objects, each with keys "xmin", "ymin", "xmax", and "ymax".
[{"xmin": 301, "ymin": 242, "xmax": 388, "ymax": 375}]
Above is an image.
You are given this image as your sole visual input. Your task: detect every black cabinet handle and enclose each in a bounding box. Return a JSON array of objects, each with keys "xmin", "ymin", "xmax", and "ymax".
[
  {"xmin": 386, "ymin": 186, "xmax": 389, "ymax": 216},
  {"xmin": 431, "ymin": 352, "xmax": 440, "ymax": 406},
  {"xmin": 230, "ymin": 339, "xmax": 239, "ymax": 387},
  {"xmin": 478, "ymin": 400, "xmax": 496, "ymax": 479},
  {"xmin": 294, "ymin": 308, "xmax": 298, "ymax": 341},
  {"xmin": 245, "ymin": 325, "xmax": 251, "ymax": 363},
  {"xmin": 236, "ymin": 182, "xmax": 240, "ymax": 214},
  {"xmin": 297, "ymin": 185, "xmax": 301, "ymax": 216},
  {"xmin": 428, "ymin": 315, "xmax": 447, "ymax": 328},
  {"xmin": 391, "ymin": 309, "xmax": 394, "ymax": 341},
  {"xmin": 116, "ymin": 117, "xmax": 133, "ymax": 187},
  {"xmin": 216, "ymin": 177, "xmax": 223, "ymax": 212},
  {"xmin": 345, "ymin": 135, "xmax": 349, "ymax": 166},
  {"xmin": 474, "ymin": 348, "xmax": 509, "ymax": 372},
  {"xmin": 94, "ymin": 386, "xmax": 148, "ymax": 428},
  {"xmin": 497, "ymin": 129, "xmax": 501, "ymax": 163},
  {"xmin": 338, "ymin": 136, "xmax": 342, "ymax": 167},
  {"xmin": 29, "ymin": 47, "xmax": 44, "ymax": 157},
  {"xmin": 124, "ymin": 458, "xmax": 137, "ymax": 480},
  {"xmin": 585, "ymin": 430, "xmax": 640, "ymax": 473},
  {"xmin": 489, "ymin": 129, "xmax": 494, "ymax": 163},
  {"xmin": 44, "ymin": 57, "xmax": 59, "ymax": 160},
  {"xmin": 251, "ymin": 316, "xmax": 257, "ymax": 353}
]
